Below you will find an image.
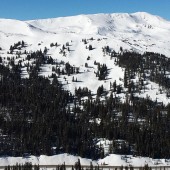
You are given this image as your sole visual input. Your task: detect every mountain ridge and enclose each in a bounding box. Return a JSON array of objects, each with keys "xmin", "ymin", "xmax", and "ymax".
[
  {"xmin": 0, "ymin": 12, "xmax": 170, "ymax": 35},
  {"xmin": 26, "ymin": 12, "xmax": 170, "ymax": 35},
  {"xmin": 0, "ymin": 12, "xmax": 170, "ymax": 57}
]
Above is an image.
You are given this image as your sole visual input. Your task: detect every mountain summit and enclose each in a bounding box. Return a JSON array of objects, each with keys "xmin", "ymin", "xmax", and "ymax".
[
  {"xmin": 27, "ymin": 12, "xmax": 170, "ymax": 35},
  {"xmin": 0, "ymin": 12, "xmax": 170, "ymax": 56}
]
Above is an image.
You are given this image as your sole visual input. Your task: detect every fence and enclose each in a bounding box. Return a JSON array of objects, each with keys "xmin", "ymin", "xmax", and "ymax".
[{"xmin": 1, "ymin": 165, "xmax": 170, "ymax": 170}]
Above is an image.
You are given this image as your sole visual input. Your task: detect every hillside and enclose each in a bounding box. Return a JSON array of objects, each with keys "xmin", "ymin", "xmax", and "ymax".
[
  {"xmin": 0, "ymin": 12, "xmax": 170, "ymax": 165},
  {"xmin": 0, "ymin": 12, "xmax": 170, "ymax": 103}
]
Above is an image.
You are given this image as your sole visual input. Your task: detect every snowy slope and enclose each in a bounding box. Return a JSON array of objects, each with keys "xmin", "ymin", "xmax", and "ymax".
[
  {"xmin": 0, "ymin": 154, "xmax": 97, "ymax": 166},
  {"xmin": 27, "ymin": 12, "xmax": 170, "ymax": 56},
  {"xmin": 0, "ymin": 154, "xmax": 170, "ymax": 167},
  {"xmin": 0, "ymin": 12, "xmax": 170, "ymax": 55},
  {"xmin": 0, "ymin": 12, "xmax": 170, "ymax": 104}
]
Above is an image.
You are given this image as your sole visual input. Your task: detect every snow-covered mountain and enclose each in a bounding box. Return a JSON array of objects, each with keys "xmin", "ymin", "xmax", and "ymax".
[
  {"xmin": 1, "ymin": 12, "xmax": 170, "ymax": 55},
  {"xmin": 0, "ymin": 13, "xmax": 170, "ymax": 166},
  {"xmin": 1, "ymin": 12, "xmax": 169, "ymax": 104}
]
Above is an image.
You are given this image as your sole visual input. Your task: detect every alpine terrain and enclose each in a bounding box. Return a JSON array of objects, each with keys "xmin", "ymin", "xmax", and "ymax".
[{"xmin": 0, "ymin": 12, "xmax": 170, "ymax": 166}]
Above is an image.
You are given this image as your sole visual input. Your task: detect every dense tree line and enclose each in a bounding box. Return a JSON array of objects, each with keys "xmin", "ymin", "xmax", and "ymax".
[
  {"xmin": 5, "ymin": 163, "xmax": 39, "ymax": 170},
  {"xmin": 0, "ymin": 53, "xmax": 99, "ymax": 158},
  {"xmin": 115, "ymin": 51, "xmax": 170, "ymax": 93},
  {"xmin": 0, "ymin": 47, "xmax": 170, "ymax": 160},
  {"xmin": 95, "ymin": 64, "xmax": 108, "ymax": 80},
  {"xmin": 9, "ymin": 41, "xmax": 26, "ymax": 53},
  {"xmin": 4, "ymin": 160, "xmax": 153, "ymax": 170}
]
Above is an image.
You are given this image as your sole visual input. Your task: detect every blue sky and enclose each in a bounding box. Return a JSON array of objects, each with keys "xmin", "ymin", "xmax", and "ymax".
[{"xmin": 0, "ymin": 0, "xmax": 170, "ymax": 20}]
